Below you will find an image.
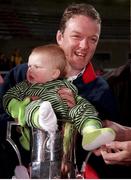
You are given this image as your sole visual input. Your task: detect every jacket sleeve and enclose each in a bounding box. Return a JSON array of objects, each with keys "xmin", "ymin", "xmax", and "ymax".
[
  {"xmin": 0, "ymin": 63, "xmax": 27, "ymax": 106},
  {"xmin": 0, "ymin": 63, "xmax": 28, "ymax": 97},
  {"xmin": 0, "ymin": 64, "xmax": 28, "ymax": 123}
]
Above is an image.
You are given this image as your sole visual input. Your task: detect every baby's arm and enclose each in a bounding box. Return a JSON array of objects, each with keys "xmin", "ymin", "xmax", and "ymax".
[
  {"xmin": 3, "ymin": 81, "xmax": 28, "ymax": 112},
  {"xmin": 3, "ymin": 81, "xmax": 30, "ymax": 126}
]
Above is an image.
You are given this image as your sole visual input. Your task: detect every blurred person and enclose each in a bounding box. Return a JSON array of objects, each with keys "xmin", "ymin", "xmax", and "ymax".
[
  {"xmin": 0, "ymin": 73, "xmax": 4, "ymax": 84},
  {"xmin": 10, "ymin": 48, "xmax": 23, "ymax": 68},
  {"xmin": 104, "ymin": 60, "xmax": 131, "ymax": 126},
  {"xmin": 94, "ymin": 61, "xmax": 131, "ymax": 166},
  {"xmin": 0, "ymin": 53, "xmax": 10, "ymax": 71}
]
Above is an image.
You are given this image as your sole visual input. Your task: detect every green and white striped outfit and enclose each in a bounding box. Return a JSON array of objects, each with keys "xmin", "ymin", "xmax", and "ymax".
[{"xmin": 3, "ymin": 79, "xmax": 100, "ymax": 133}]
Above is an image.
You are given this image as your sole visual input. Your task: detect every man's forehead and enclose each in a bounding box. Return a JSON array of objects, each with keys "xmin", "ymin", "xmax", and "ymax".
[{"xmin": 65, "ymin": 16, "xmax": 100, "ymax": 36}]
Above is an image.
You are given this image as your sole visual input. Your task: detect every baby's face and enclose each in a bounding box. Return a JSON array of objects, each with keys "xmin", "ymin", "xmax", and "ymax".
[{"xmin": 27, "ymin": 53, "xmax": 58, "ymax": 84}]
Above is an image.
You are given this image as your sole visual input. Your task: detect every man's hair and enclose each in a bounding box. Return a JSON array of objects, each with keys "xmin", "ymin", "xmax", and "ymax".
[
  {"xmin": 31, "ymin": 44, "xmax": 66, "ymax": 77},
  {"xmin": 59, "ymin": 3, "xmax": 101, "ymax": 33}
]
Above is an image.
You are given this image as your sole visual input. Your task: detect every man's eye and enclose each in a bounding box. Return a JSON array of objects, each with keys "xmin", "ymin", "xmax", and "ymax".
[
  {"xmin": 90, "ymin": 38, "xmax": 98, "ymax": 44},
  {"xmin": 72, "ymin": 35, "xmax": 81, "ymax": 39}
]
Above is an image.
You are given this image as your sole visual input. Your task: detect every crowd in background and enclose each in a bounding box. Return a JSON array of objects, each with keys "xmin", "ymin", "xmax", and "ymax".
[{"xmin": 0, "ymin": 48, "xmax": 23, "ymax": 72}]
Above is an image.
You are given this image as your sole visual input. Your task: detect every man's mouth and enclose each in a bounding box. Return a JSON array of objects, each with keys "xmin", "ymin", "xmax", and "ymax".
[{"xmin": 75, "ymin": 51, "xmax": 86, "ymax": 57}]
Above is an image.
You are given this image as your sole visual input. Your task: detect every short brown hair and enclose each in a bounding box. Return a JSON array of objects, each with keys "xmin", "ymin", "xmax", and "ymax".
[{"xmin": 59, "ymin": 3, "xmax": 101, "ymax": 33}]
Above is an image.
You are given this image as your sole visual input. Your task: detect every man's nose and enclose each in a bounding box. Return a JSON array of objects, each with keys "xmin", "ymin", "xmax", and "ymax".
[{"xmin": 79, "ymin": 39, "xmax": 89, "ymax": 49}]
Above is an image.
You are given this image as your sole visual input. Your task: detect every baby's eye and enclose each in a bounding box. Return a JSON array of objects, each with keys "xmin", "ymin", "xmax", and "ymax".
[
  {"xmin": 34, "ymin": 65, "xmax": 39, "ymax": 68},
  {"xmin": 28, "ymin": 65, "xmax": 39, "ymax": 69}
]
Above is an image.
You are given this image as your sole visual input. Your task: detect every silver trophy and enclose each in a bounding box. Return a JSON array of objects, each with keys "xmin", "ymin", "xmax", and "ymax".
[{"xmin": 6, "ymin": 121, "xmax": 76, "ymax": 179}]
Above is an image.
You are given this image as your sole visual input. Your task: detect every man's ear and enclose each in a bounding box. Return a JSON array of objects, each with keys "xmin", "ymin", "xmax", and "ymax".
[
  {"xmin": 52, "ymin": 69, "xmax": 61, "ymax": 80},
  {"xmin": 56, "ymin": 30, "xmax": 63, "ymax": 46}
]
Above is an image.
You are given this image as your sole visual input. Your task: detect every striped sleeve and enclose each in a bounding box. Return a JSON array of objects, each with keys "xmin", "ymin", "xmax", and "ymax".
[{"xmin": 3, "ymin": 81, "xmax": 29, "ymax": 113}]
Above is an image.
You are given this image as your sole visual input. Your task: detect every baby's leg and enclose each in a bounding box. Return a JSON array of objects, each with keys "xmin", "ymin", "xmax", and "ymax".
[
  {"xmin": 81, "ymin": 120, "xmax": 116, "ymax": 151},
  {"xmin": 25, "ymin": 100, "xmax": 58, "ymax": 133},
  {"xmin": 39, "ymin": 101, "xmax": 58, "ymax": 133}
]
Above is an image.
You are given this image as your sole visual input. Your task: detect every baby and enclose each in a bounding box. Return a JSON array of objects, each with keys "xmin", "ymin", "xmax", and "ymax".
[{"xmin": 3, "ymin": 44, "xmax": 115, "ymax": 151}]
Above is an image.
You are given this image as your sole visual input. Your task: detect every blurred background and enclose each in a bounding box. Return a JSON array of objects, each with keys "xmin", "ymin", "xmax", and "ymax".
[{"xmin": 0, "ymin": 0, "xmax": 130, "ymax": 75}]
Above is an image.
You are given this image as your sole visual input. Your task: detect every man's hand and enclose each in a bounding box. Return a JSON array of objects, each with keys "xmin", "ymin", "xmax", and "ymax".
[
  {"xmin": 93, "ymin": 120, "xmax": 131, "ymax": 157},
  {"xmin": 102, "ymin": 120, "xmax": 131, "ymax": 141},
  {"xmin": 58, "ymin": 87, "xmax": 76, "ymax": 108},
  {"xmin": 100, "ymin": 141, "xmax": 131, "ymax": 165}
]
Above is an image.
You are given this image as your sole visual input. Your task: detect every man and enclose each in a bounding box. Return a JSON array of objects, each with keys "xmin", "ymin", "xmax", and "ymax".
[{"xmin": 0, "ymin": 3, "xmax": 130, "ymax": 178}]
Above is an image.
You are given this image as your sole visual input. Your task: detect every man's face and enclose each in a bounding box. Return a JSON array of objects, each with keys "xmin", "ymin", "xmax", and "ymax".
[{"xmin": 57, "ymin": 15, "xmax": 101, "ymax": 73}]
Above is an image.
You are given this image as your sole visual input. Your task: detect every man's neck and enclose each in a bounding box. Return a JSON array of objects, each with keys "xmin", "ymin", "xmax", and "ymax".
[{"xmin": 65, "ymin": 65, "xmax": 82, "ymax": 78}]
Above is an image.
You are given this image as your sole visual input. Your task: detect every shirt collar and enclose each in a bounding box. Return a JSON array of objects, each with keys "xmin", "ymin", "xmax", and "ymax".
[
  {"xmin": 67, "ymin": 68, "xmax": 85, "ymax": 82},
  {"xmin": 67, "ymin": 62, "xmax": 96, "ymax": 84}
]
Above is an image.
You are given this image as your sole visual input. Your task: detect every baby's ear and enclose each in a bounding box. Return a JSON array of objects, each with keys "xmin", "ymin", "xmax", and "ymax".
[{"xmin": 52, "ymin": 69, "xmax": 60, "ymax": 80}]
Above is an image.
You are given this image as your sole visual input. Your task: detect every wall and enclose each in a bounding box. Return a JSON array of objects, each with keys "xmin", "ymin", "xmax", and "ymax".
[{"xmin": 95, "ymin": 39, "xmax": 130, "ymax": 68}]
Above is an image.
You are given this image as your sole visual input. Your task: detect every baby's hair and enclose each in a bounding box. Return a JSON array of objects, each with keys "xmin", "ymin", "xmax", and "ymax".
[{"xmin": 31, "ymin": 44, "xmax": 67, "ymax": 77}]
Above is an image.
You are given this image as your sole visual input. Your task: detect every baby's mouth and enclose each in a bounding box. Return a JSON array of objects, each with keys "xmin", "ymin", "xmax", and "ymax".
[{"xmin": 27, "ymin": 74, "xmax": 34, "ymax": 82}]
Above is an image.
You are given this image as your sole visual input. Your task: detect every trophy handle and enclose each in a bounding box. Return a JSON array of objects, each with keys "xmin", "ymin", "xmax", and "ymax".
[{"xmin": 6, "ymin": 121, "xmax": 22, "ymax": 165}]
